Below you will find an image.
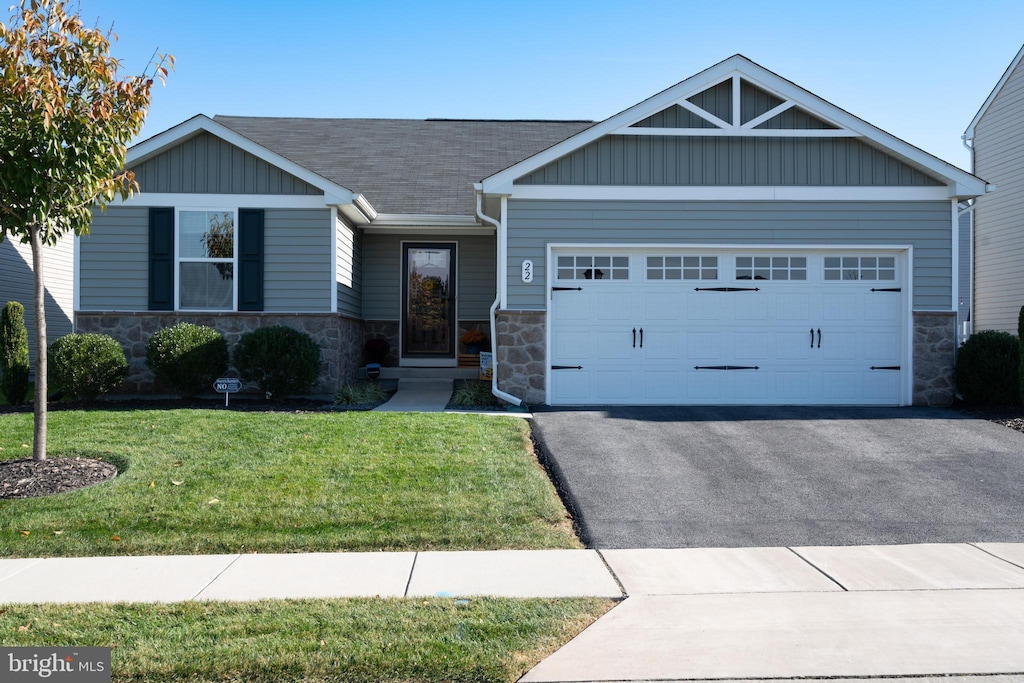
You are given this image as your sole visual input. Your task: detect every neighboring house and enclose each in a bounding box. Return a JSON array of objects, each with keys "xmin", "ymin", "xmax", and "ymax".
[
  {"xmin": 963, "ymin": 43, "xmax": 1024, "ymax": 336},
  {"xmin": 0, "ymin": 236, "xmax": 74, "ymax": 369},
  {"xmin": 77, "ymin": 55, "xmax": 986, "ymax": 406}
]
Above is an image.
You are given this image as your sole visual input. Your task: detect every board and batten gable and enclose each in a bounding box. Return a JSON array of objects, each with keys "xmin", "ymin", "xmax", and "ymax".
[
  {"xmin": 516, "ymin": 136, "xmax": 944, "ymax": 187},
  {"xmin": 972, "ymin": 54, "xmax": 1024, "ymax": 334},
  {"xmin": 0, "ymin": 235, "xmax": 74, "ymax": 365},
  {"xmin": 79, "ymin": 131, "xmax": 338, "ymax": 314},
  {"xmin": 505, "ymin": 200, "xmax": 952, "ymax": 312},
  {"xmin": 130, "ymin": 131, "xmax": 322, "ymax": 196}
]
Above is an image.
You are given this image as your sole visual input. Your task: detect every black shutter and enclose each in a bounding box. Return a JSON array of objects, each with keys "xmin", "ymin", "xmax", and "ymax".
[
  {"xmin": 148, "ymin": 207, "xmax": 174, "ymax": 310},
  {"xmin": 238, "ymin": 208, "xmax": 264, "ymax": 311}
]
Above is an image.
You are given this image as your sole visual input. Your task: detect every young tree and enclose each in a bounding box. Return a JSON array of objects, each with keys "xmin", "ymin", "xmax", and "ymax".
[{"xmin": 0, "ymin": 0, "xmax": 171, "ymax": 460}]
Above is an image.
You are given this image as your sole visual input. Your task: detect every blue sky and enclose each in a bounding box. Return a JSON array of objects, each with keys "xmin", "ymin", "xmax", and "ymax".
[{"xmin": 71, "ymin": 0, "xmax": 1024, "ymax": 172}]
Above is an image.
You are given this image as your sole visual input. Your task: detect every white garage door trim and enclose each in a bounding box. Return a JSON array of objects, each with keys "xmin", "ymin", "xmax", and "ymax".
[{"xmin": 545, "ymin": 243, "xmax": 914, "ymax": 406}]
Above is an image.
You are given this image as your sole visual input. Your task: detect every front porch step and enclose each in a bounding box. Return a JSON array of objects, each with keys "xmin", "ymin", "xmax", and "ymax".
[{"xmin": 378, "ymin": 367, "xmax": 480, "ymax": 380}]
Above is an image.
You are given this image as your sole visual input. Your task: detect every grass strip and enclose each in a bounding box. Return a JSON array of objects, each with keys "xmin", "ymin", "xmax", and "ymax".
[
  {"xmin": 1, "ymin": 410, "xmax": 579, "ymax": 556},
  {"xmin": 0, "ymin": 597, "xmax": 613, "ymax": 682}
]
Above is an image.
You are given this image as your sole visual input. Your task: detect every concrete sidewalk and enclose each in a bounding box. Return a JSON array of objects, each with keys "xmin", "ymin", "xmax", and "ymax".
[
  {"xmin": 374, "ymin": 378, "xmax": 453, "ymax": 412},
  {"xmin": 0, "ymin": 549, "xmax": 620, "ymax": 603},
  {"xmin": 3, "ymin": 544, "xmax": 1024, "ymax": 681},
  {"xmin": 523, "ymin": 542, "xmax": 1024, "ymax": 682}
]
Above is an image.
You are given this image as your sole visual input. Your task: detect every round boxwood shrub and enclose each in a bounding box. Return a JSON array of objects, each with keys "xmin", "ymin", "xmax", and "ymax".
[
  {"xmin": 1, "ymin": 301, "xmax": 30, "ymax": 404},
  {"xmin": 48, "ymin": 333, "xmax": 128, "ymax": 400},
  {"xmin": 146, "ymin": 323, "xmax": 228, "ymax": 398},
  {"xmin": 955, "ymin": 330, "xmax": 1021, "ymax": 405},
  {"xmin": 234, "ymin": 325, "xmax": 321, "ymax": 398}
]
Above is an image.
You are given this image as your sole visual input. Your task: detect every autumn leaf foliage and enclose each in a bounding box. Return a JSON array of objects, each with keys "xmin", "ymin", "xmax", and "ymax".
[{"xmin": 0, "ymin": 0, "xmax": 171, "ymax": 460}]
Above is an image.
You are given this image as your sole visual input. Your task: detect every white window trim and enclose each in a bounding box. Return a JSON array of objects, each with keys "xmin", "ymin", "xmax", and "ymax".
[{"xmin": 175, "ymin": 207, "xmax": 239, "ymax": 312}]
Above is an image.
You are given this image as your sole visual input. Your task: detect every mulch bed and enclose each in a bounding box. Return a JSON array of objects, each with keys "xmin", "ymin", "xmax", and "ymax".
[{"xmin": 0, "ymin": 457, "xmax": 118, "ymax": 500}]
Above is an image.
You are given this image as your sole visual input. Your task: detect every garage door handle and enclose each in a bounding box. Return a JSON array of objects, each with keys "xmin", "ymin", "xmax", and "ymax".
[
  {"xmin": 640, "ymin": 328, "xmax": 644, "ymax": 348},
  {"xmin": 633, "ymin": 328, "xmax": 636, "ymax": 348},
  {"xmin": 810, "ymin": 328, "xmax": 814, "ymax": 348},
  {"xmin": 817, "ymin": 328, "xmax": 822, "ymax": 348}
]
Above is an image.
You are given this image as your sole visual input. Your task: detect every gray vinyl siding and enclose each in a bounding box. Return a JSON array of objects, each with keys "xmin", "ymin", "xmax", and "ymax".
[
  {"xmin": 972, "ymin": 56, "xmax": 1024, "ymax": 334},
  {"xmin": 0, "ymin": 236, "xmax": 74, "ymax": 367},
  {"xmin": 78, "ymin": 206, "xmax": 150, "ymax": 311},
  {"xmin": 517, "ymin": 136, "xmax": 944, "ymax": 187},
  {"xmin": 506, "ymin": 200, "xmax": 951, "ymax": 311},
  {"xmin": 80, "ymin": 207, "xmax": 332, "ymax": 313},
  {"xmin": 264, "ymin": 209, "xmax": 332, "ymax": 312},
  {"xmin": 336, "ymin": 216, "xmax": 362, "ymax": 318},
  {"xmin": 687, "ymin": 80, "xmax": 732, "ymax": 123},
  {"xmin": 131, "ymin": 132, "xmax": 321, "ymax": 195},
  {"xmin": 958, "ymin": 210, "xmax": 971, "ymax": 325},
  {"xmin": 361, "ymin": 233, "xmax": 495, "ymax": 321},
  {"xmin": 458, "ymin": 235, "xmax": 497, "ymax": 319}
]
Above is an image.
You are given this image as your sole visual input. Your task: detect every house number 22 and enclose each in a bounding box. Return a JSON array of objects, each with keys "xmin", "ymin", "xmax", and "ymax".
[{"xmin": 521, "ymin": 260, "xmax": 533, "ymax": 283}]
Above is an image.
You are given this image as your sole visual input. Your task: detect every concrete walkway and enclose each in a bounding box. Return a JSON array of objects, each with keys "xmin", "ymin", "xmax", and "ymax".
[
  {"xmin": 4, "ymin": 543, "xmax": 1024, "ymax": 681},
  {"xmin": 374, "ymin": 378, "xmax": 453, "ymax": 412}
]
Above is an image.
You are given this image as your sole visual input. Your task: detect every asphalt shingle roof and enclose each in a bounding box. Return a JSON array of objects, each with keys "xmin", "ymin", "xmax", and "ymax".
[{"xmin": 213, "ymin": 116, "xmax": 595, "ymax": 217}]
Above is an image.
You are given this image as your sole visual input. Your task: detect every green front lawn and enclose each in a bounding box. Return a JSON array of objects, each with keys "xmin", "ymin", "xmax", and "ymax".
[
  {"xmin": 1, "ymin": 597, "xmax": 613, "ymax": 682},
  {"xmin": 1, "ymin": 410, "xmax": 579, "ymax": 557}
]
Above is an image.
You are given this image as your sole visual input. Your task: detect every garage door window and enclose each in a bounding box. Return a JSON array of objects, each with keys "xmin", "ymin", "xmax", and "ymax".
[
  {"xmin": 736, "ymin": 256, "xmax": 807, "ymax": 281},
  {"xmin": 824, "ymin": 256, "xmax": 896, "ymax": 281},
  {"xmin": 557, "ymin": 255, "xmax": 629, "ymax": 281},
  {"xmin": 646, "ymin": 255, "xmax": 718, "ymax": 281}
]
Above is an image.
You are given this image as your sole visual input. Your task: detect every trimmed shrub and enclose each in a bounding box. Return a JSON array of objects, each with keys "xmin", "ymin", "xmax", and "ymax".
[
  {"xmin": 1018, "ymin": 305, "xmax": 1024, "ymax": 404},
  {"xmin": 234, "ymin": 325, "xmax": 320, "ymax": 398},
  {"xmin": 1, "ymin": 301, "xmax": 31, "ymax": 404},
  {"xmin": 955, "ymin": 330, "xmax": 1021, "ymax": 405},
  {"xmin": 146, "ymin": 323, "xmax": 228, "ymax": 398},
  {"xmin": 49, "ymin": 333, "xmax": 128, "ymax": 400}
]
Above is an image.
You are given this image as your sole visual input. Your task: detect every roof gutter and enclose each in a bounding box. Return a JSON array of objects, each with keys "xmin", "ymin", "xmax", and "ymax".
[{"xmin": 475, "ymin": 187, "xmax": 523, "ymax": 407}]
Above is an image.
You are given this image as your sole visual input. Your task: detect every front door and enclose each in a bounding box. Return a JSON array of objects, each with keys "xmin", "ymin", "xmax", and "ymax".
[{"xmin": 402, "ymin": 243, "xmax": 456, "ymax": 360}]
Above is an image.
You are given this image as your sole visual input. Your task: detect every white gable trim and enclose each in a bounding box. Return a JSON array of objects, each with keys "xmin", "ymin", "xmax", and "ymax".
[
  {"xmin": 481, "ymin": 55, "xmax": 987, "ymax": 198},
  {"xmin": 127, "ymin": 115, "xmax": 374, "ymax": 218},
  {"xmin": 965, "ymin": 43, "xmax": 1024, "ymax": 140}
]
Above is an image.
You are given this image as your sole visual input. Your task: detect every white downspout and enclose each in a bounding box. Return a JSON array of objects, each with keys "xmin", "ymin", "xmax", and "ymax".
[{"xmin": 475, "ymin": 190, "xmax": 523, "ymax": 407}]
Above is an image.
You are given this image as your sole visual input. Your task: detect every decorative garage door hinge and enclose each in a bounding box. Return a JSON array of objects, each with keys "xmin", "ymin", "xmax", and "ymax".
[
  {"xmin": 870, "ymin": 288, "xmax": 902, "ymax": 292},
  {"xmin": 870, "ymin": 366, "xmax": 901, "ymax": 370},
  {"xmin": 694, "ymin": 287, "xmax": 760, "ymax": 292},
  {"xmin": 694, "ymin": 365, "xmax": 761, "ymax": 370},
  {"xmin": 551, "ymin": 365, "xmax": 583, "ymax": 370},
  {"xmin": 552, "ymin": 287, "xmax": 583, "ymax": 292}
]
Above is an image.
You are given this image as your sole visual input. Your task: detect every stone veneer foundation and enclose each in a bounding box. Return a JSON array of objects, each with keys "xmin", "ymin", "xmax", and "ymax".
[
  {"xmin": 911, "ymin": 311, "xmax": 956, "ymax": 407},
  {"xmin": 495, "ymin": 310, "xmax": 546, "ymax": 405},
  {"xmin": 495, "ymin": 310, "xmax": 958, "ymax": 407},
  {"xmin": 76, "ymin": 312, "xmax": 364, "ymax": 396}
]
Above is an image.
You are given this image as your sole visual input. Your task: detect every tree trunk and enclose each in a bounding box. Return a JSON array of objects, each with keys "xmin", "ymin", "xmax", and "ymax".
[{"xmin": 29, "ymin": 224, "xmax": 47, "ymax": 462}]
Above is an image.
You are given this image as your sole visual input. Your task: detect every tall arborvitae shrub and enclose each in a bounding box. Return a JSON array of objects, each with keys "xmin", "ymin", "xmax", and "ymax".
[
  {"xmin": 0, "ymin": 301, "xmax": 31, "ymax": 404},
  {"xmin": 1018, "ymin": 305, "xmax": 1024, "ymax": 403}
]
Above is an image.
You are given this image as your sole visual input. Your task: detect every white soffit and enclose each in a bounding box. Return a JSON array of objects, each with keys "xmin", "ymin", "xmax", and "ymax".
[{"xmin": 481, "ymin": 54, "xmax": 986, "ymax": 198}]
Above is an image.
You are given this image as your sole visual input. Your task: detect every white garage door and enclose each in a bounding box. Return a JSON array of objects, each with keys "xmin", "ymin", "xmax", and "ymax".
[{"xmin": 548, "ymin": 248, "xmax": 907, "ymax": 405}]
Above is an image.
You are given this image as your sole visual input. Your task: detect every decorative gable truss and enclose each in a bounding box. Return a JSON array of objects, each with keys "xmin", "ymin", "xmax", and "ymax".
[
  {"xmin": 622, "ymin": 75, "xmax": 850, "ymax": 138},
  {"xmin": 481, "ymin": 55, "xmax": 988, "ymax": 199}
]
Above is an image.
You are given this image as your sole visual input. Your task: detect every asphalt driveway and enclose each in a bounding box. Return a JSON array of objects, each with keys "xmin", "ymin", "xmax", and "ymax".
[{"xmin": 530, "ymin": 406, "xmax": 1024, "ymax": 548}]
